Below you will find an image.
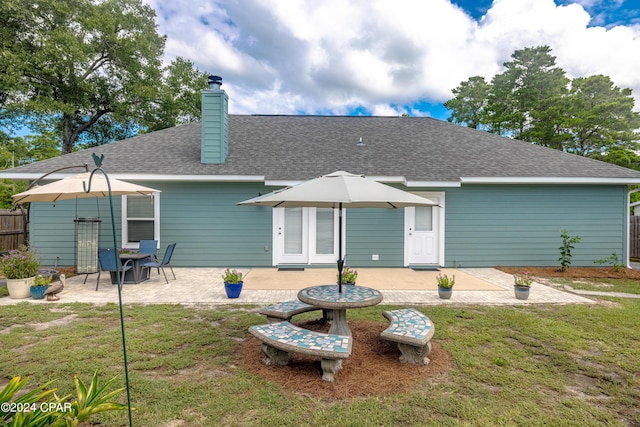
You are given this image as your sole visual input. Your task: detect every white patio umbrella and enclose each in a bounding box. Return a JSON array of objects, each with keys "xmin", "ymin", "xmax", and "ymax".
[
  {"xmin": 238, "ymin": 171, "xmax": 438, "ymax": 292},
  {"xmin": 12, "ymin": 171, "xmax": 159, "ymax": 204}
]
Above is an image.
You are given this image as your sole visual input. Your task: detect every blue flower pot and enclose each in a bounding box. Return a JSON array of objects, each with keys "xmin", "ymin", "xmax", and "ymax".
[
  {"xmin": 30, "ymin": 285, "xmax": 48, "ymax": 300},
  {"xmin": 224, "ymin": 281, "xmax": 243, "ymax": 298}
]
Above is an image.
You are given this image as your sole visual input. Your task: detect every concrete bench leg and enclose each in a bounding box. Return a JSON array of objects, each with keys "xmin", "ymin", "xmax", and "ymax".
[
  {"xmin": 261, "ymin": 344, "xmax": 290, "ymax": 366},
  {"xmin": 320, "ymin": 358, "xmax": 343, "ymax": 383},
  {"xmin": 397, "ymin": 341, "xmax": 432, "ymax": 365}
]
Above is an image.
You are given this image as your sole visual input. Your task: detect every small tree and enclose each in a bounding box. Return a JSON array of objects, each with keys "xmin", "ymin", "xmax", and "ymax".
[{"xmin": 558, "ymin": 229, "xmax": 581, "ymax": 272}]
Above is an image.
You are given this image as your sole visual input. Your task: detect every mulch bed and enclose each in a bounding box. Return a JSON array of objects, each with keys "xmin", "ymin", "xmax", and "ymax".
[
  {"xmin": 238, "ymin": 319, "xmax": 452, "ymax": 400},
  {"xmin": 496, "ymin": 266, "xmax": 640, "ymax": 280}
]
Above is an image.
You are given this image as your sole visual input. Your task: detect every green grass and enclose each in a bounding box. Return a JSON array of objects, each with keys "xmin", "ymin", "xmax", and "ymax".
[{"xmin": 1, "ymin": 279, "xmax": 640, "ymax": 426}]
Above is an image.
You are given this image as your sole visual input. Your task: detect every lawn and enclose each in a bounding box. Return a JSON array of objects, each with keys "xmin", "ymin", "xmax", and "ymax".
[{"xmin": 1, "ymin": 276, "xmax": 639, "ymax": 426}]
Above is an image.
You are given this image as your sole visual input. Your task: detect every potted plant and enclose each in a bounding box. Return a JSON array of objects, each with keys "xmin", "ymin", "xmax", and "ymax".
[
  {"xmin": 513, "ymin": 272, "xmax": 533, "ymax": 300},
  {"xmin": 222, "ymin": 268, "xmax": 244, "ymax": 298},
  {"xmin": 337, "ymin": 266, "xmax": 358, "ymax": 285},
  {"xmin": 1, "ymin": 245, "xmax": 40, "ymax": 299},
  {"xmin": 436, "ymin": 273, "xmax": 455, "ymax": 299},
  {"xmin": 30, "ymin": 274, "xmax": 51, "ymax": 299}
]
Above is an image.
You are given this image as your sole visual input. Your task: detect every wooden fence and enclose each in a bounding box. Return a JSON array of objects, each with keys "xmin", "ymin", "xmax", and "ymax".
[
  {"xmin": 631, "ymin": 216, "xmax": 640, "ymax": 259},
  {"xmin": 0, "ymin": 209, "xmax": 27, "ymax": 254}
]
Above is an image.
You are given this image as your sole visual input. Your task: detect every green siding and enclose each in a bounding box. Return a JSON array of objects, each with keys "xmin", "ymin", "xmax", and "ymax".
[
  {"xmin": 344, "ymin": 184, "xmax": 628, "ymax": 268},
  {"xmin": 29, "ymin": 182, "xmax": 629, "ymax": 269},
  {"xmin": 200, "ymin": 90, "xmax": 228, "ymax": 163},
  {"xmin": 155, "ymin": 182, "xmax": 273, "ymax": 267},
  {"xmin": 444, "ymin": 185, "xmax": 627, "ymax": 267},
  {"xmin": 30, "ymin": 182, "xmax": 275, "ymax": 268},
  {"xmin": 30, "ymin": 197, "xmax": 121, "ymax": 267},
  {"xmin": 346, "ymin": 209, "xmax": 405, "ymax": 267}
]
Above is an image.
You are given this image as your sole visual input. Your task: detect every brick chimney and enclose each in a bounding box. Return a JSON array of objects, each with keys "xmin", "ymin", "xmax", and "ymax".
[{"xmin": 201, "ymin": 75, "xmax": 228, "ymax": 164}]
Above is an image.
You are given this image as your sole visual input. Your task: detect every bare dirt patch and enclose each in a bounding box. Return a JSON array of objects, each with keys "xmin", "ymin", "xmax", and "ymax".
[{"xmin": 238, "ymin": 319, "xmax": 452, "ymax": 400}]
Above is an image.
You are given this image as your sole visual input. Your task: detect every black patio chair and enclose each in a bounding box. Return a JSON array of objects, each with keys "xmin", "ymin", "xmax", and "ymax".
[
  {"xmin": 97, "ymin": 248, "xmax": 133, "ymax": 291},
  {"xmin": 143, "ymin": 243, "xmax": 176, "ymax": 284}
]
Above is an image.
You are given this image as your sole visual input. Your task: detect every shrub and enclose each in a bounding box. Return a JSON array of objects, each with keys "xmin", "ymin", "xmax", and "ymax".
[
  {"xmin": 0, "ymin": 246, "xmax": 40, "ymax": 279},
  {"xmin": 222, "ymin": 268, "xmax": 243, "ymax": 284},
  {"xmin": 594, "ymin": 252, "xmax": 625, "ymax": 272},
  {"xmin": 436, "ymin": 273, "xmax": 455, "ymax": 288},
  {"xmin": 338, "ymin": 266, "xmax": 358, "ymax": 284},
  {"xmin": 513, "ymin": 272, "xmax": 533, "ymax": 287}
]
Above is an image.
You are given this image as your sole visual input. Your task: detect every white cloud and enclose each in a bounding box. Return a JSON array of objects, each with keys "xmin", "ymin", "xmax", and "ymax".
[{"xmin": 144, "ymin": 0, "xmax": 640, "ymax": 115}]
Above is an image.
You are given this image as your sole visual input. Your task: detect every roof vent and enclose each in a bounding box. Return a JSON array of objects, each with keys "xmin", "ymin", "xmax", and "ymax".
[
  {"xmin": 208, "ymin": 75, "xmax": 222, "ymax": 90},
  {"xmin": 357, "ymin": 137, "xmax": 365, "ymax": 147}
]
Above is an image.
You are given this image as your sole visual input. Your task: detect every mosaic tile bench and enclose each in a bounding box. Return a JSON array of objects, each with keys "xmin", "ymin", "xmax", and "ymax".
[
  {"xmin": 258, "ymin": 300, "xmax": 329, "ymax": 323},
  {"xmin": 381, "ymin": 308, "xmax": 434, "ymax": 365},
  {"xmin": 249, "ymin": 321, "xmax": 352, "ymax": 383}
]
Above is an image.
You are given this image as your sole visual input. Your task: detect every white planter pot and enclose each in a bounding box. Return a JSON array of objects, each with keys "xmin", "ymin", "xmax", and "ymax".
[{"xmin": 6, "ymin": 276, "xmax": 36, "ymax": 299}]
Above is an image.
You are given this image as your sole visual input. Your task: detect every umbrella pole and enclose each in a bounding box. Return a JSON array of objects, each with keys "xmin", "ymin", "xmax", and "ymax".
[
  {"xmin": 85, "ymin": 167, "xmax": 134, "ymax": 427},
  {"xmin": 338, "ymin": 203, "xmax": 343, "ymax": 293}
]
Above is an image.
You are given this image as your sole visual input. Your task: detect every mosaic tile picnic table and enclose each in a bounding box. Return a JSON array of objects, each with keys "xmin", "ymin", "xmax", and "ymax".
[{"xmin": 298, "ymin": 284, "xmax": 384, "ymax": 336}]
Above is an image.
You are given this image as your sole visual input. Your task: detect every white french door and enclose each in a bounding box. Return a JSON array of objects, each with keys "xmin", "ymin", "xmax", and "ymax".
[
  {"xmin": 274, "ymin": 207, "xmax": 340, "ymax": 265},
  {"xmin": 277, "ymin": 207, "xmax": 308, "ymax": 264}
]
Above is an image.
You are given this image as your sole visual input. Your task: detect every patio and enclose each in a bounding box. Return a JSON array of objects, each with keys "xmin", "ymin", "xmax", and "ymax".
[{"xmin": 0, "ymin": 267, "xmax": 594, "ymax": 306}]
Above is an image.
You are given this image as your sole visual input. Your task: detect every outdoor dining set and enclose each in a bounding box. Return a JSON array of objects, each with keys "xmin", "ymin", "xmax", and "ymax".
[
  {"xmin": 89, "ymin": 240, "xmax": 177, "ymax": 290},
  {"xmin": 251, "ymin": 284, "xmax": 435, "ymax": 383}
]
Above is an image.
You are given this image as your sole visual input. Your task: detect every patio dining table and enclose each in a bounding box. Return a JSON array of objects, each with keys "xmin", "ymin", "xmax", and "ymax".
[
  {"xmin": 298, "ymin": 284, "xmax": 383, "ymax": 336},
  {"xmin": 111, "ymin": 253, "xmax": 152, "ymax": 284}
]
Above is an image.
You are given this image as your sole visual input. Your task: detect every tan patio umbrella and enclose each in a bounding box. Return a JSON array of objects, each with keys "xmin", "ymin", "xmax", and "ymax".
[
  {"xmin": 12, "ymin": 172, "xmax": 159, "ymax": 204},
  {"xmin": 238, "ymin": 171, "xmax": 437, "ymax": 209},
  {"xmin": 238, "ymin": 171, "xmax": 438, "ymax": 292},
  {"xmin": 11, "ymin": 165, "xmax": 158, "ymax": 426}
]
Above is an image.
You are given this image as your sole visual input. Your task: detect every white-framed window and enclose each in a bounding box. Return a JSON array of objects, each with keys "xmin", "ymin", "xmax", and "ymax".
[{"xmin": 121, "ymin": 194, "xmax": 160, "ymax": 248}]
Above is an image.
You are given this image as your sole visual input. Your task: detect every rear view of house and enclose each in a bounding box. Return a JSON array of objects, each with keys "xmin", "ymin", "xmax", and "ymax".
[{"xmin": 2, "ymin": 76, "xmax": 640, "ymax": 269}]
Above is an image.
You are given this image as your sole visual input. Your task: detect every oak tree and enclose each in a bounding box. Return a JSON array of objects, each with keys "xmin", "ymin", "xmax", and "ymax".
[{"xmin": 1, "ymin": 0, "xmax": 166, "ymax": 154}]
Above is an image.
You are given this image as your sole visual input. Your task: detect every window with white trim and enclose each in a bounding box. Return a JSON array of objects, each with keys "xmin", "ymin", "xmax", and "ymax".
[{"xmin": 121, "ymin": 194, "xmax": 159, "ymax": 247}]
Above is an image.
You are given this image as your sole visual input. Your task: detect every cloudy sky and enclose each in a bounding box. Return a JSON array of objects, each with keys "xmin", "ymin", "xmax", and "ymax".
[{"xmin": 145, "ymin": 0, "xmax": 640, "ymax": 119}]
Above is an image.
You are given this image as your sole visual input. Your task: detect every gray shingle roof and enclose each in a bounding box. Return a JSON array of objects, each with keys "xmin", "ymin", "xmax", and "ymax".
[{"xmin": 3, "ymin": 115, "xmax": 640, "ymax": 183}]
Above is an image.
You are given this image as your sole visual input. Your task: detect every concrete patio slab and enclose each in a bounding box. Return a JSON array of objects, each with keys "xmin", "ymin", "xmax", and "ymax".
[
  {"xmin": 0, "ymin": 267, "xmax": 595, "ymax": 306},
  {"xmin": 243, "ymin": 268, "xmax": 503, "ymax": 291}
]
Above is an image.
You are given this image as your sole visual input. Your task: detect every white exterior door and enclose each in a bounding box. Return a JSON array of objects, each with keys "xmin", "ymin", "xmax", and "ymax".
[
  {"xmin": 275, "ymin": 207, "xmax": 308, "ymax": 264},
  {"xmin": 407, "ymin": 207, "xmax": 438, "ymax": 264},
  {"xmin": 405, "ymin": 192, "xmax": 444, "ymax": 266},
  {"xmin": 274, "ymin": 208, "xmax": 339, "ymax": 265}
]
